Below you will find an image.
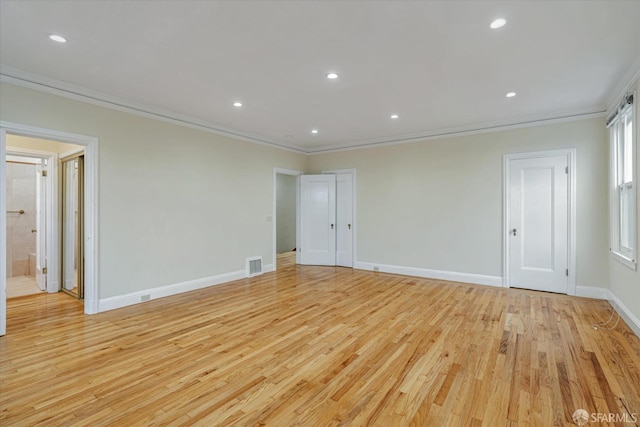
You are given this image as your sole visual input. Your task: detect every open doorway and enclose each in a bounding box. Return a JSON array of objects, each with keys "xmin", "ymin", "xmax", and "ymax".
[
  {"xmin": 5, "ymin": 155, "xmax": 44, "ymax": 298},
  {"xmin": 4, "ymin": 135, "xmax": 85, "ymax": 300},
  {"xmin": 1, "ymin": 123, "xmax": 99, "ymax": 336},
  {"xmin": 273, "ymin": 168, "xmax": 302, "ymax": 271}
]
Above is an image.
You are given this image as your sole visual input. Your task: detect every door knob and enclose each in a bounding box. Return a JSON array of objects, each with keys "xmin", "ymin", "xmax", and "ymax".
[
  {"xmin": 31, "ymin": 229, "xmax": 37, "ymax": 233},
  {"xmin": 512, "ymin": 228, "xmax": 517, "ymax": 236},
  {"xmin": 348, "ymin": 224, "xmax": 351, "ymax": 230},
  {"xmin": 331, "ymin": 224, "xmax": 334, "ymax": 229}
]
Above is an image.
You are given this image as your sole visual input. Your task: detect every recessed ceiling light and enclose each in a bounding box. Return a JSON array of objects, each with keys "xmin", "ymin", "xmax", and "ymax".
[
  {"xmin": 233, "ymin": 102, "xmax": 243, "ymax": 107},
  {"xmin": 390, "ymin": 114, "xmax": 399, "ymax": 119},
  {"xmin": 49, "ymin": 34, "xmax": 67, "ymax": 43},
  {"xmin": 326, "ymin": 73, "xmax": 338, "ymax": 79},
  {"xmin": 311, "ymin": 129, "xmax": 319, "ymax": 134},
  {"xmin": 506, "ymin": 92, "xmax": 516, "ymax": 98},
  {"xmin": 490, "ymin": 18, "xmax": 506, "ymax": 29}
]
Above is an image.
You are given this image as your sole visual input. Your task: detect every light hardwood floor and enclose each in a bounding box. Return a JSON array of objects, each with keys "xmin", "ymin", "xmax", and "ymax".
[{"xmin": 1, "ymin": 262, "xmax": 639, "ymax": 426}]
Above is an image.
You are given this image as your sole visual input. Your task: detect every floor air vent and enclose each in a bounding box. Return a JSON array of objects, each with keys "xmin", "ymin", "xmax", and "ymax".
[{"xmin": 246, "ymin": 256, "xmax": 263, "ymax": 277}]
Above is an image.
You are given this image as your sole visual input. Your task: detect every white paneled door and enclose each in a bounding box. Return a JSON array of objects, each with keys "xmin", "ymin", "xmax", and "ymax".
[
  {"xmin": 336, "ymin": 173, "xmax": 353, "ymax": 267},
  {"xmin": 299, "ymin": 174, "xmax": 337, "ymax": 265},
  {"xmin": 508, "ymin": 155, "xmax": 568, "ymax": 293}
]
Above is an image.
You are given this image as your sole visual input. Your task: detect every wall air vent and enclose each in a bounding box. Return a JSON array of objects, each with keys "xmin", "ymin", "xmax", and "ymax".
[{"xmin": 246, "ymin": 256, "xmax": 263, "ymax": 277}]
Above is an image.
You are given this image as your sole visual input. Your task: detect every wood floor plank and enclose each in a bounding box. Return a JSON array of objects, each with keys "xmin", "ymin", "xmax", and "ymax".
[{"xmin": 1, "ymin": 256, "xmax": 639, "ymax": 426}]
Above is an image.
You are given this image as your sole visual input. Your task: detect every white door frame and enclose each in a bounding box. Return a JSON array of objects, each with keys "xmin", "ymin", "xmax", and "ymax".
[
  {"xmin": 503, "ymin": 149, "xmax": 576, "ymax": 295},
  {"xmin": 323, "ymin": 169, "xmax": 357, "ymax": 268},
  {"xmin": 1, "ymin": 122, "xmax": 99, "ymax": 336},
  {"xmin": 6, "ymin": 147, "xmax": 59, "ymax": 294},
  {"xmin": 272, "ymin": 167, "xmax": 303, "ymax": 271}
]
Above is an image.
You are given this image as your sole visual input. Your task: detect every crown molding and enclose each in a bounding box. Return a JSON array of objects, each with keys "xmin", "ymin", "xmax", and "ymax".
[
  {"xmin": 1, "ymin": 65, "xmax": 608, "ymax": 156},
  {"xmin": 0, "ymin": 65, "xmax": 308, "ymax": 154},
  {"xmin": 605, "ymin": 54, "xmax": 640, "ymax": 114},
  {"xmin": 307, "ymin": 108, "xmax": 606, "ymax": 155}
]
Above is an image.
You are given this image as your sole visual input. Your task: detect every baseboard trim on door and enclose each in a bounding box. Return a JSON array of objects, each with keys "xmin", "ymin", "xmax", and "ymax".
[
  {"xmin": 575, "ymin": 285, "xmax": 609, "ymax": 300},
  {"xmin": 608, "ymin": 290, "xmax": 640, "ymax": 338},
  {"xmin": 354, "ymin": 261, "xmax": 503, "ymax": 287},
  {"xmin": 98, "ymin": 269, "xmax": 246, "ymax": 312}
]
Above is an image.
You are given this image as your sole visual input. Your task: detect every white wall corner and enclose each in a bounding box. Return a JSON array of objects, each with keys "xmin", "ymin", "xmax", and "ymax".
[
  {"xmin": 607, "ymin": 290, "xmax": 640, "ymax": 338},
  {"xmin": 354, "ymin": 261, "xmax": 503, "ymax": 288},
  {"xmin": 574, "ymin": 285, "xmax": 610, "ymax": 300},
  {"xmin": 98, "ymin": 269, "xmax": 246, "ymax": 312}
]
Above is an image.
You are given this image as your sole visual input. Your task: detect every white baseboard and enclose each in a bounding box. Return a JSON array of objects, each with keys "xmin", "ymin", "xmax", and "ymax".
[
  {"xmin": 98, "ymin": 269, "xmax": 246, "ymax": 312},
  {"xmin": 575, "ymin": 285, "xmax": 609, "ymax": 300},
  {"xmin": 263, "ymin": 263, "xmax": 275, "ymax": 274},
  {"xmin": 354, "ymin": 261, "xmax": 503, "ymax": 287},
  {"xmin": 608, "ymin": 290, "xmax": 640, "ymax": 338}
]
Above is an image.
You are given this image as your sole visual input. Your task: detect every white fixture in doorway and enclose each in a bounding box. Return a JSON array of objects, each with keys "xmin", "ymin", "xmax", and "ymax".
[
  {"xmin": 503, "ymin": 149, "xmax": 576, "ymax": 295},
  {"xmin": 0, "ymin": 122, "xmax": 100, "ymax": 336}
]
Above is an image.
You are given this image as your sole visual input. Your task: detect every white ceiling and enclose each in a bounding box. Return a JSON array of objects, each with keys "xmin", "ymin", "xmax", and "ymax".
[{"xmin": 1, "ymin": 1, "xmax": 639, "ymax": 153}]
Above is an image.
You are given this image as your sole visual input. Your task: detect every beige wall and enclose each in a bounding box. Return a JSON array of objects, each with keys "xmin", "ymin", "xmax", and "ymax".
[
  {"xmin": 7, "ymin": 134, "xmax": 82, "ymax": 154},
  {"xmin": 1, "ymin": 82, "xmax": 307, "ymax": 299},
  {"xmin": 608, "ymin": 78, "xmax": 640, "ymax": 322},
  {"xmin": 276, "ymin": 174, "xmax": 297, "ymax": 253},
  {"xmin": 1, "ymin": 80, "xmax": 635, "ymax": 323},
  {"xmin": 309, "ymin": 118, "xmax": 609, "ymax": 289}
]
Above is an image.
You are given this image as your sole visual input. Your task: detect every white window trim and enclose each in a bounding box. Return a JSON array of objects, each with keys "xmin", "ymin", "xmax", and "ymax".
[{"xmin": 609, "ymin": 94, "xmax": 637, "ymax": 271}]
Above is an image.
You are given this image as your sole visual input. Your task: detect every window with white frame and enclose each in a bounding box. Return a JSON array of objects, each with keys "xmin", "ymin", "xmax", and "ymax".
[{"xmin": 608, "ymin": 93, "xmax": 636, "ymax": 269}]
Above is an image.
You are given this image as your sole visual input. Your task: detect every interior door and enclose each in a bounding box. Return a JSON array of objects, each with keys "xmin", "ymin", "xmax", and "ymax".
[
  {"xmin": 299, "ymin": 174, "xmax": 336, "ymax": 265},
  {"xmin": 61, "ymin": 155, "xmax": 84, "ymax": 299},
  {"xmin": 336, "ymin": 173, "xmax": 353, "ymax": 267},
  {"xmin": 509, "ymin": 155, "xmax": 568, "ymax": 293},
  {"xmin": 35, "ymin": 160, "xmax": 47, "ymax": 291}
]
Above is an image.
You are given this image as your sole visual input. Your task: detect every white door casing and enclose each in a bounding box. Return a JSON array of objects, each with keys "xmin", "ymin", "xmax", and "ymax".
[
  {"xmin": 336, "ymin": 173, "xmax": 353, "ymax": 267},
  {"xmin": 506, "ymin": 153, "xmax": 570, "ymax": 294},
  {"xmin": 299, "ymin": 174, "xmax": 336, "ymax": 266},
  {"xmin": 1, "ymin": 121, "xmax": 99, "ymax": 338},
  {"xmin": 35, "ymin": 161, "xmax": 47, "ymax": 291}
]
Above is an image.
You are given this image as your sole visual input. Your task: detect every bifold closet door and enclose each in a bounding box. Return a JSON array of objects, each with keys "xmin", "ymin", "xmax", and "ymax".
[
  {"xmin": 298, "ymin": 174, "xmax": 336, "ymax": 266},
  {"xmin": 61, "ymin": 155, "xmax": 84, "ymax": 299}
]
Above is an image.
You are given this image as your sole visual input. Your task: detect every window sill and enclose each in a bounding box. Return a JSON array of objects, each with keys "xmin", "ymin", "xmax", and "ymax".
[{"xmin": 611, "ymin": 251, "xmax": 637, "ymax": 271}]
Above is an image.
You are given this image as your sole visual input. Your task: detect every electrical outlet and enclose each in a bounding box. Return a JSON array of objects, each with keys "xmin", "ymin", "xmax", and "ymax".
[
  {"xmin": 373, "ymin": 266, "xmax": 380, "ymax": 272},
  {"xmin": 140, "ymin": 294, "xmax": 151, "ymax": 302},
  {"xmin": 266, "ymin": 216, "xmax": 273, "ymax": 223}
]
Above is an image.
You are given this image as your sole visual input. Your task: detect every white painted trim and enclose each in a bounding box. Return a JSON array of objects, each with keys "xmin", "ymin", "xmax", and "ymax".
[
  {"xmin": 98, "ymin": 269, "xmax": 246, "ymax": 312},
  {"xmin": 575, "ymin": 286, "xmax": 609, "ymax": 300},
  {"xmin": 0, "ymin": 130, "xmax": 6, "ymax": 336},
  {"xmin": 5, "ymin": 147, "xmax": 60, "ymax": 294},
  {"xmin": 355, "ymin": 261, "xmax": 503, "ymax": 287},
  {"xmin": 605, "ymin": 55, "xmax": 640, "ymax": 113},
  {"xmin": 0, "ymin": 66, "xmax": 307, "ymax": 154},
  {"xmin": 322, "ymin": 169, "xmax": 357, "ymax": 268},
  {"xmin": 308, "ymin": 110, "xmax": 606, "ymax": 154},
  {"xmin": 1, "ymin": 66, "xmax": 607, "ymax": 156},
  {"xmin": 272, "ymin": 167, "xmax": 303, "ymax": 270},
  {"xmin": 503, "ymin": 149, "xmax": 577, "ymax": 295},
  {"xmin": 608, "ymin": 290, "xmax": 640, "ymax": 338},
  {"xmin": 0, "ymin": 121, "xmax": 99, "ymax": 316}
]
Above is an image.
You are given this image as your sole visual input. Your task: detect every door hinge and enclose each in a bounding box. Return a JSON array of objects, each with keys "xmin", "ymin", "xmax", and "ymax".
[
  {"xmin": 42, "ymin": 170, "xmax": 47, "ymax": 177},
  {"xmin": 42, "ymin": 267, "xmax": 47, "ymax": 274},
  {"xmin": 565, "ymin": 166, "xmax": 568, "ymax": 174},
  {"xmin": 566, "ymin": 269, "xmax": 568, "ymax": 276}
]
